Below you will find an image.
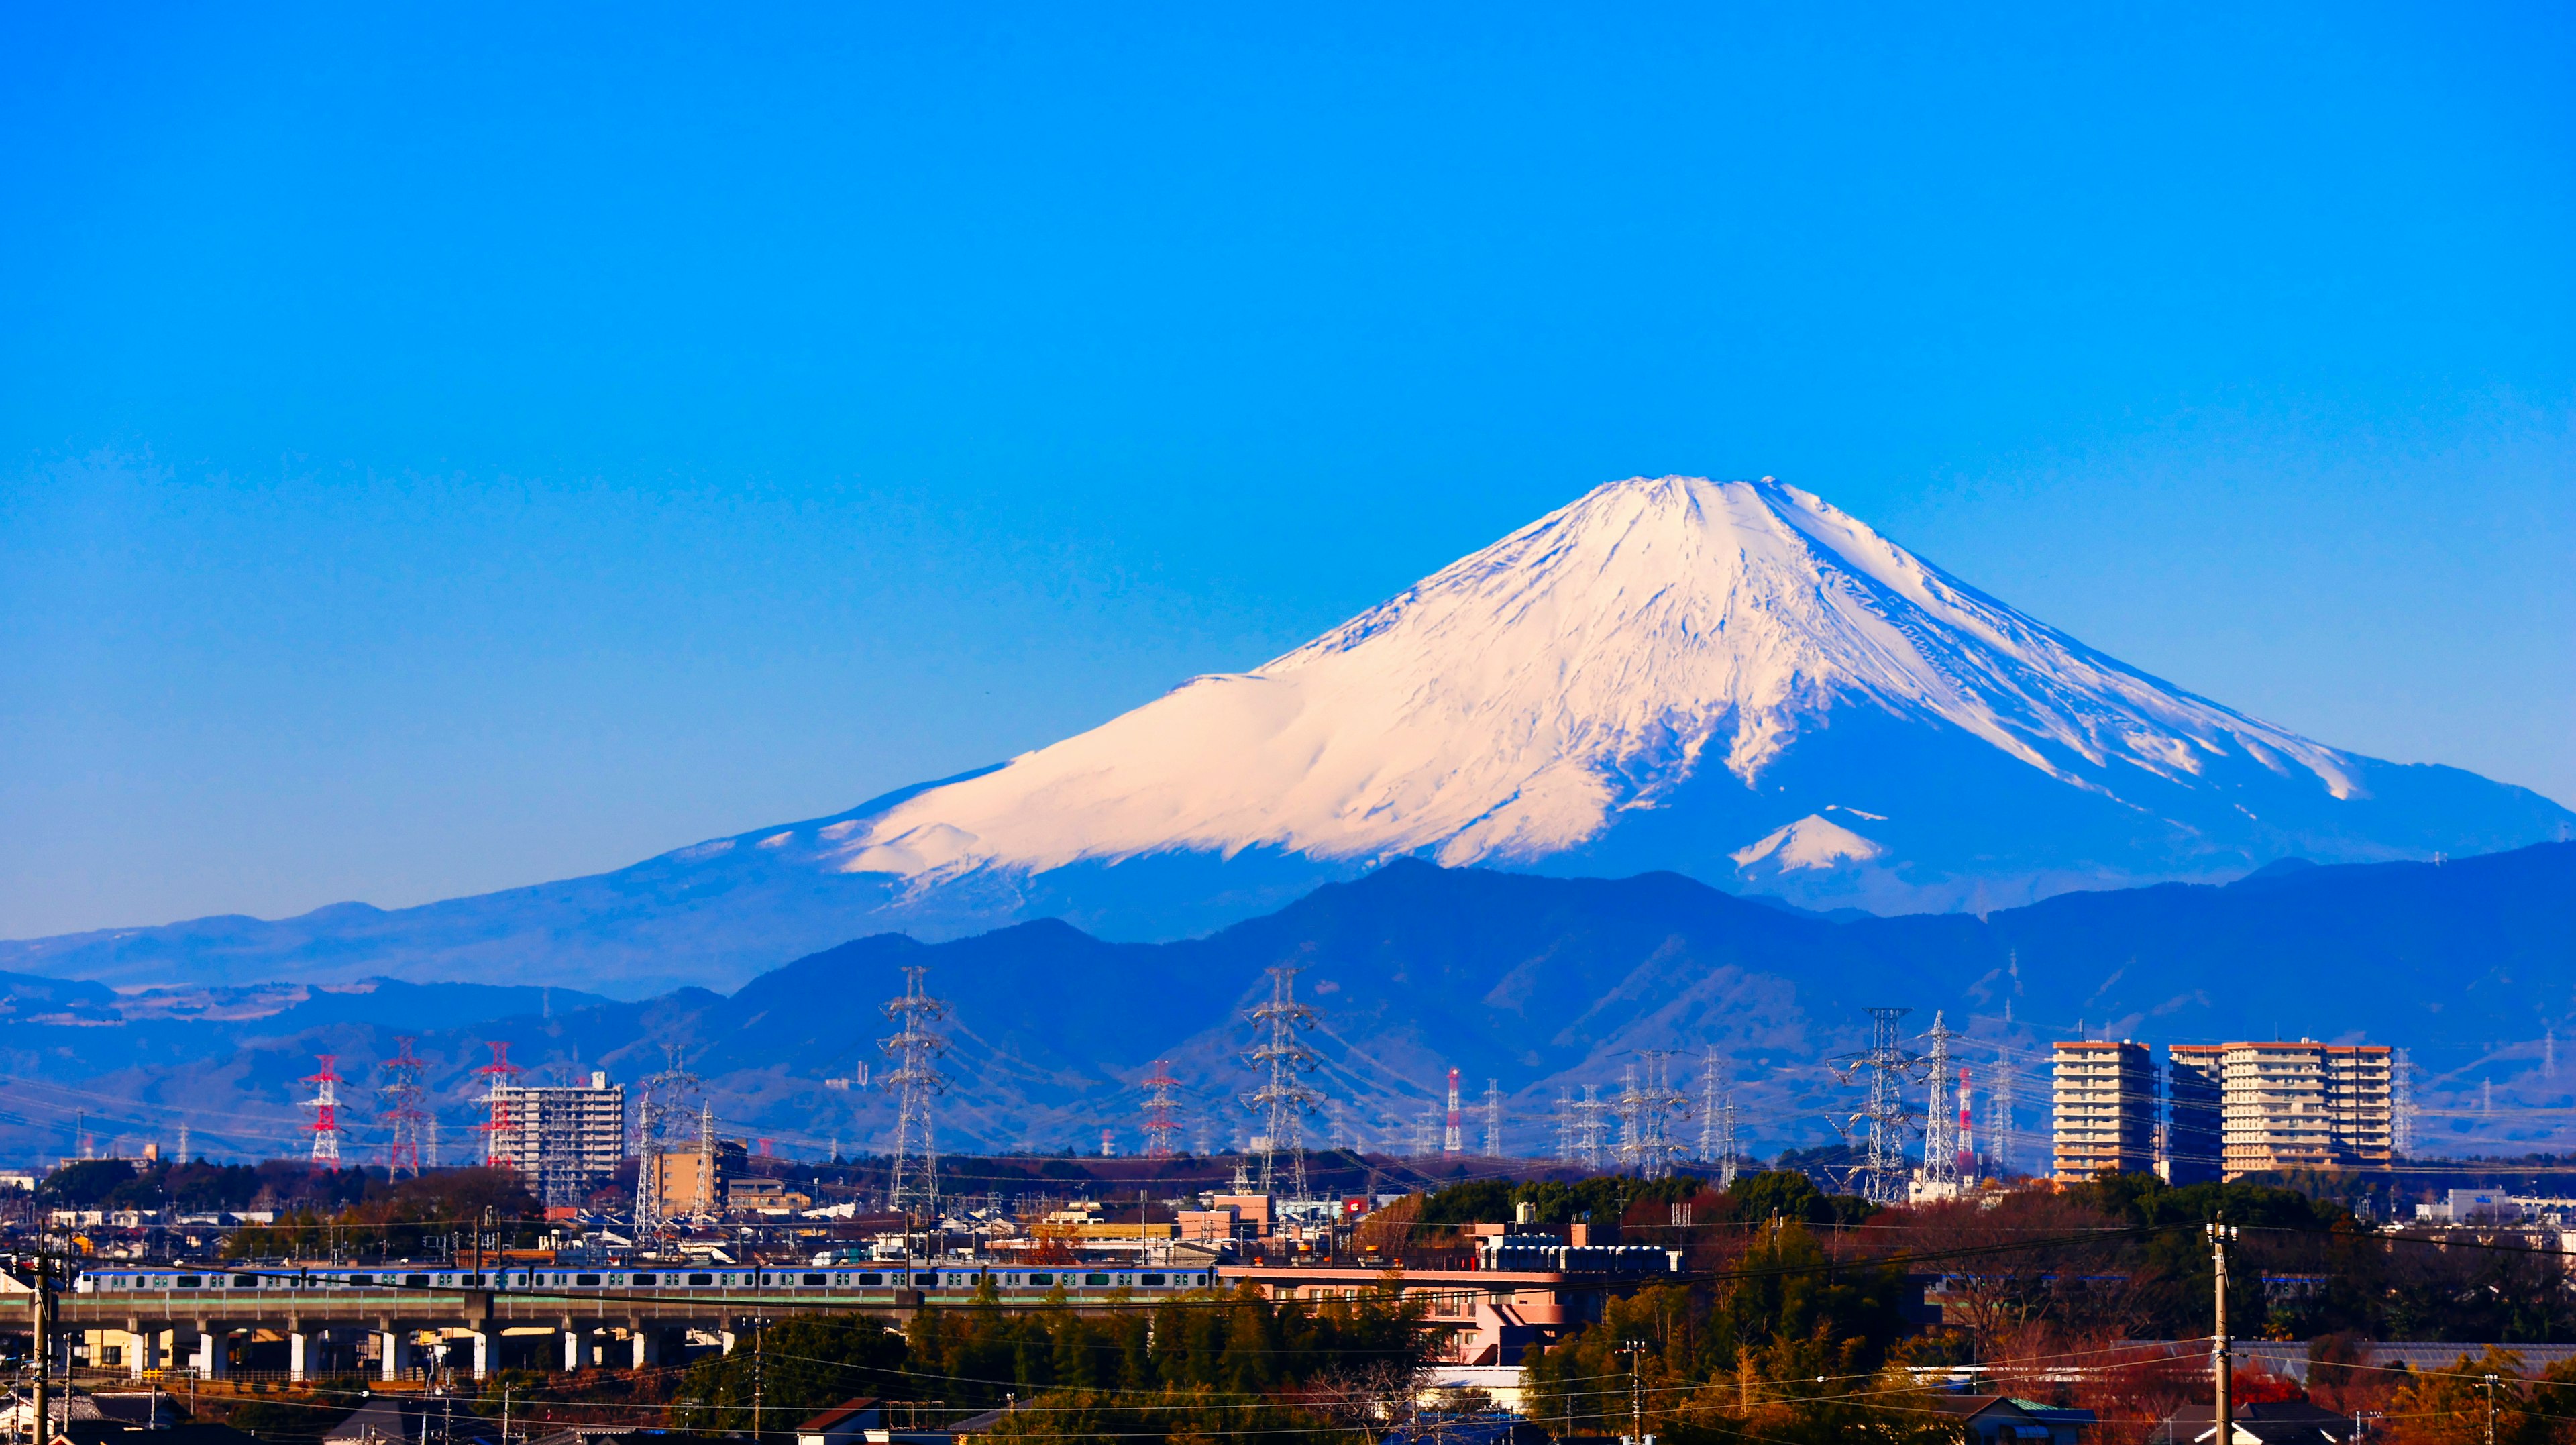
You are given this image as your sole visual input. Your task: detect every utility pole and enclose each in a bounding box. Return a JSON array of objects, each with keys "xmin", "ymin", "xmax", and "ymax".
[
  {"xmin": 1620, "ymin": 1337, "xmax": 1649, "ymax": 1444},
  {"xmin": 2210, "ymin": 1222, "xmax": 2237, "ymax": 1444},
  {"xmin": 2485, "ymin": 1373, "xmax": 2500, "ymax": 1445},
  {"xmin": 29, "ymin": 1251, "xmax": 47, "ymax": 1445}
]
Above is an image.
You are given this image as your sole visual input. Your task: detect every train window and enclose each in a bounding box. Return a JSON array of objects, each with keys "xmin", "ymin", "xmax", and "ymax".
[
  {"xmin": 575, "ymin": 1274, "xmax": 601, "ymax": 1287},
  {"xmin": 462, "ymin": 1274, "xmax": 485, "ymax": 1288},
  {"xmin": 687, "ymin": 1273, "xmax": 714, "ymax": 1287},
  {"xmin": 800, "ymin": 1273, "xmax": 825, "ymax": 1287},
  {"xmin": 857, "ymin": 1273, "xmax": 883, "ymax": 1287},
  {"xmin": 348, "ymin": 1274, "xmax": 374, "ymax": 1286},
  {"xmin": 175, "ymin": 1276, "xmax": 201, "ymax": 1289},
  {"xmin": 914, "ymin": 1273, "xmax": 936, "ymax": 1287},
  {"xmin": 1139, "ymin": 1273, "xmax": 1166, "ymax": 1287},
  {"xmin": 1026, "ymin": 1273, "xmax": 1053, "ymax": 1287},
  {"xmin": 233, "ymin": 1275, "xmax": 258, "ymax": 1288},
  {"xmin": 1084, "ymin": 1273, "xmax": 1110, "ymax": 1287},
  {"xmin": 631, "ymin": 1274, "xmax": 657, "ymax": 1287},
  {"xmin": 403, "ymin": 1274, "xmax": 431, "ymax": 1289}
]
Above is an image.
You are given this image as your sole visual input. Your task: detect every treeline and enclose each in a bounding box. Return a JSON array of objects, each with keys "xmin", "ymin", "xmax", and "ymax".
[
  {"xmin": 672, "ymin": 1279, "xmax": 1424, "ymax": 1440},
  {"xmin": 224, "ymin": 1169, "xmax": 547, "ymax": 1259}
]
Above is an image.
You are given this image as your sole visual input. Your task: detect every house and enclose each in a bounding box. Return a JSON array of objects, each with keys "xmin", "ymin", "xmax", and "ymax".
[
  {"xmin": 323, "ymin": 1397, "xmax": 502, "ymax": 1445},
  {"xmin": 1923, "ymin": 1394, "xmax": 2096, "ymax": 1445},
  {"xmin": 796, "ymin": 1399, "xmax": 883, "ymax": 1445},
  {"xmin": 2153, "ymin": 1401, "xmax": 2359, "ymax": 1445}
]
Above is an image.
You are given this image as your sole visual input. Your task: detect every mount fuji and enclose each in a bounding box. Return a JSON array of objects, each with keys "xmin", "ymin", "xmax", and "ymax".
[{"xmin": 10, "ymin": 476, "xmax": 2567, "ymax": 994}]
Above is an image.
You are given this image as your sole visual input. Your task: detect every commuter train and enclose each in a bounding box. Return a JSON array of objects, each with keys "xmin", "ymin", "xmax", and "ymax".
[{"xmin": 74, "ymin": 1264, "xmax": 1218, "ymax": 1296}]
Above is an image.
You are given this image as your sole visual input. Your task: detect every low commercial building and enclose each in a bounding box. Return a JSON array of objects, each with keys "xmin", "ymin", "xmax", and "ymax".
[{"xmin": 2052, "ymin": 1040, "xmax": 2156, "ymax": 1180}]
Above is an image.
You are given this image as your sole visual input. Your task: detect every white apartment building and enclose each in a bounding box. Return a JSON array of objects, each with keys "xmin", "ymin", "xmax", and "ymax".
[
  {"xmin": 486, "ymin": 1073, "xmax": 627, "ymax": 1206},
  {"xmin": 2218, "ymin": 1042, "xmax": 2392, "ymax": 1178},
  {"xmin": 2052, "ymin": 1040, "xmax": 2156, "ymax": 1181}
]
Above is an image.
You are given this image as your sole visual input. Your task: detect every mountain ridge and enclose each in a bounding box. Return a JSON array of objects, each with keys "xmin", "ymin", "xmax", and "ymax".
[{"xmin": 5, "ymin": 474, "xmax": 2565, "ymax": 994}]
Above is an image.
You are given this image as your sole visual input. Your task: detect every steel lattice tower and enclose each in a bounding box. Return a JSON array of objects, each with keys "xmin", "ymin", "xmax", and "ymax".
[
  {"xmin": 376, "ymin": 1037, "xmax": 430, "ymax": 1179},
  {"xmin": 633, "ymin": 1044, "xmax": 702, "ymax": 1232},
  {"xmin": 474, "ymin": 1041, "xmax": 524, "ymax": 1169},
  {"xmin": 1140, "ymin": 1061, "xmax": 1183, "ymax": 1159},
  {"xmin": 1572, "ymin": 1084, "xmax": 1611, "ymax": 1169},
  {"xmin": 1830, "ymin": 1007, "xmax": 1925, "ymax": 1203},
  {"xmin": 1697, "ymin": 1047, "xmax": 1739, "ymax": 1188},
  {"xmin": 1240, "ymin": 964, "xmax": 1322, "ymax": 1198},
  {"xmin": 1481, "ymin": 1079, "xmax": 1504, "ymax": 1157},
  {"xmin": 1917, "ymin": 1012, "xmax": 1961, "ymax": 1189},
  {"xmin": 880, "ymin": 965, "xmax": 951, "ymax": 1221},
  {"xmin": 301, "ymin": 1055, "xmax": 347, "ymax": 1167},
  {"xmin": 1989, "ymin": 1051, "xmax": 2020, "ymax": 1177},
  {"xmin": 1613, "ymin": 1052, "xmax": 1690, "ymax": 1179}
]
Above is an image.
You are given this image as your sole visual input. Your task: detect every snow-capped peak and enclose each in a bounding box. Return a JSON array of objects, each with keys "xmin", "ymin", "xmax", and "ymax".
[{"xmin": 835, "ymin": 476, "xmax": 2357, "ymax": 883}]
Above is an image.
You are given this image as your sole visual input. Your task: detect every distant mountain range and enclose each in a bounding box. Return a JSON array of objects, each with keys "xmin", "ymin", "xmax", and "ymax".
[
  {"xmin": 7, "ymin": 844, "xmax": 2567, "ymax": 1169},
  {"xmin": 8, "ymin": 475, "xmax": 2565, "ymax": 998}
]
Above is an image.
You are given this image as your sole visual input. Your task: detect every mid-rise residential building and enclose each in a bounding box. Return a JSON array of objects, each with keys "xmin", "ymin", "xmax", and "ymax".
[
  {"xmin": 2165, "ymin": 1045, "xmax": 2225, "ymax": 1186},
  {"xmin": 652, "ymin": 1137, "xmax": 747, "ymax": 1220},
  {"xmin": 486, "ymin": 1073, "xmax": 627, "ymax": 1206},
  {"xmin": 2051, "ymin": 1041, "xmax": 2156, "ymax": 1180},
  {"xmin": 2219, "ymin": 1041, "xmax": 2393, "ymax": 1177}
]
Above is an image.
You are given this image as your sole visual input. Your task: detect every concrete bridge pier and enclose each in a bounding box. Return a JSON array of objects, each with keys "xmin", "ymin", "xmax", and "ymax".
[
  {"xmin": 467, "ymin": 1331, "xmax": 490, "ymax": 1381},
  {"xmin": 629, "ymin": 1327, "xmax": 663, "ymax": 1369},
  {"xmin": 191, "ymin": 1328, "xmax": 228, "ymax": 1380},
  {"xmin": 288, "ymin": 1329, "xmax": 313, "ymax": 1383},
  {"xmin": 378, "ymin": 1330, "xmax": 416, "ymax": 1381},
  {"xmin": 561, "ymin": 1329, "xmax": 592, "ymax": 1373}
]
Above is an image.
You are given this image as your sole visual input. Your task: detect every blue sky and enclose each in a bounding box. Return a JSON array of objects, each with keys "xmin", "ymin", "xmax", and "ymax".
[{"xmin": 3, "ymin": 4, "xmax": 2570, "ymax": 938}]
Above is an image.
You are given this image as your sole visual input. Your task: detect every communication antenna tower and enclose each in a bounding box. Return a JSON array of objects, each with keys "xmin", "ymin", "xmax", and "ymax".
[
  {"xmin": 1917, "ymin": 1012, "xmax": 1960, "ymax": 1189},
  {"xmin": 377, "ymin": 1037, "xmax": 431, "ymax": 1179},
  {"xmin": 1481, "ymin": 1079, "xmax": 1504, "ymax": 1157},
  {"xmin": 1829, "ymin": 1007, "xmax": 1925, "ymax": 1203},
  {"xmin": 1140, "ymin": 1061, "xmax": 1183, "ymax": 1159},
  {"xmin": 176, "ymin": 1120, "xmax": 191, "ymax": 1165},
  {"xmin": 301, "ymin": 1055, "xmax": 347, "ymax": 1167},
  {"xmin": 880, "ymin": 965, "xmax": 951, "ymax": 1222},
  {"xmin": 473, "ymin": 1041, "xmax": 525, "ymax": 1169},
  {"xmin": 1444, "ymin": 1069, "xmax": 1463, "ymax": 1154},
  {"xmin": 633, "ymin": 1043, "xmax": 700, "ymax": 1233},
  {"xmin": 1240, "ymin": 965, "xmax": 1322, "ymax": 1198}
]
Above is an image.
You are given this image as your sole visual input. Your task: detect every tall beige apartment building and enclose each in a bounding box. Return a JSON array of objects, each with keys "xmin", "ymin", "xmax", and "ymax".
[
  {"xmin": 2218, "ymin": 1041, "xmax": 2394, "ymax": 1177},
  {"xmin": 2052, "ymin": 1040, "xmax": 2156, "ymax": 1180}
]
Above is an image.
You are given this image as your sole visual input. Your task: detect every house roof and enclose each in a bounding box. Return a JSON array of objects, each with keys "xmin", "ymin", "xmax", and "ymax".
[{"xmin": 795, "ymin": 1400, "xmax": 881, "ymax": 1433}]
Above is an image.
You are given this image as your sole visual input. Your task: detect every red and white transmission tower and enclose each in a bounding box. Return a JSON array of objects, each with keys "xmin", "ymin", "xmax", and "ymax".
[
  {"xmin": 301, "ymin": 1055, "xmax": 347, "ymax": 1167},
  {"xmin": 378, "ymin": 1036, "xmax": 431, "ymax": 1179},
  {"xmin": 473, "ymin": 1041, "xmax": 525, "ymax": 1169},
  {"xmin": 1442, "ymin": 1067, "xmax": 1462, "ymax": 1155},
  {"xmin": 1140, "ymin": 1061, "xmax": 1182, "ymax": 1159}
]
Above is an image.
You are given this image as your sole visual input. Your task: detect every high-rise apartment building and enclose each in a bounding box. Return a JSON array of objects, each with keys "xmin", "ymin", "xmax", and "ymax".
[
  {"xmin": 2218, "ymin": 1042, "xmax": 2393, "ymax": 1177},
  {"xmin": 2051, "ymin": 1041, "xmax": 2156, "ymax": 1181},
  {"xmin": 2165, "ymin": 1045, "xmax": 2224, "ymax": 1186},
  {"xmin": 486, "ymin": 1073, "xmax": 627, "ymax": 1206}
]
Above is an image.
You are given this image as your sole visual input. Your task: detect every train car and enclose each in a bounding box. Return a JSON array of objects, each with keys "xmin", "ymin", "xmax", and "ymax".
[{"xmin": 75, "ymin": 1264, "xmax": 1218, "ymax": 1296}]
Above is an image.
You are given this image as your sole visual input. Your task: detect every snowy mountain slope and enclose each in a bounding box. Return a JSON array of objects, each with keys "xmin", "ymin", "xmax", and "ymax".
[
  {"xmin": 828, "ymin": 476, "xmax": 2530, "ymax": 909},
  {"xmin": 5, "ymin": 474, "xmax": 2567, "ymax": 992}
]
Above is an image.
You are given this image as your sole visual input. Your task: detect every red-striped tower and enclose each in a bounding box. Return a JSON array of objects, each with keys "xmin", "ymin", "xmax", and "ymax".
[
  {"xmin": 1140, "ymin": 1061, "xmax": 1182, "ymax": 1159},
  {"xmin": 1956, "ymin": 1065, "xmax": 1976, "ymax": 1180},
  {"xmin": 474, "ymin": 1041, "xmax": 525, "ymax": 1169},
  {"xmin": 301, "ymin": 1055, "xmax": 347, "ymax": 1166}
]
